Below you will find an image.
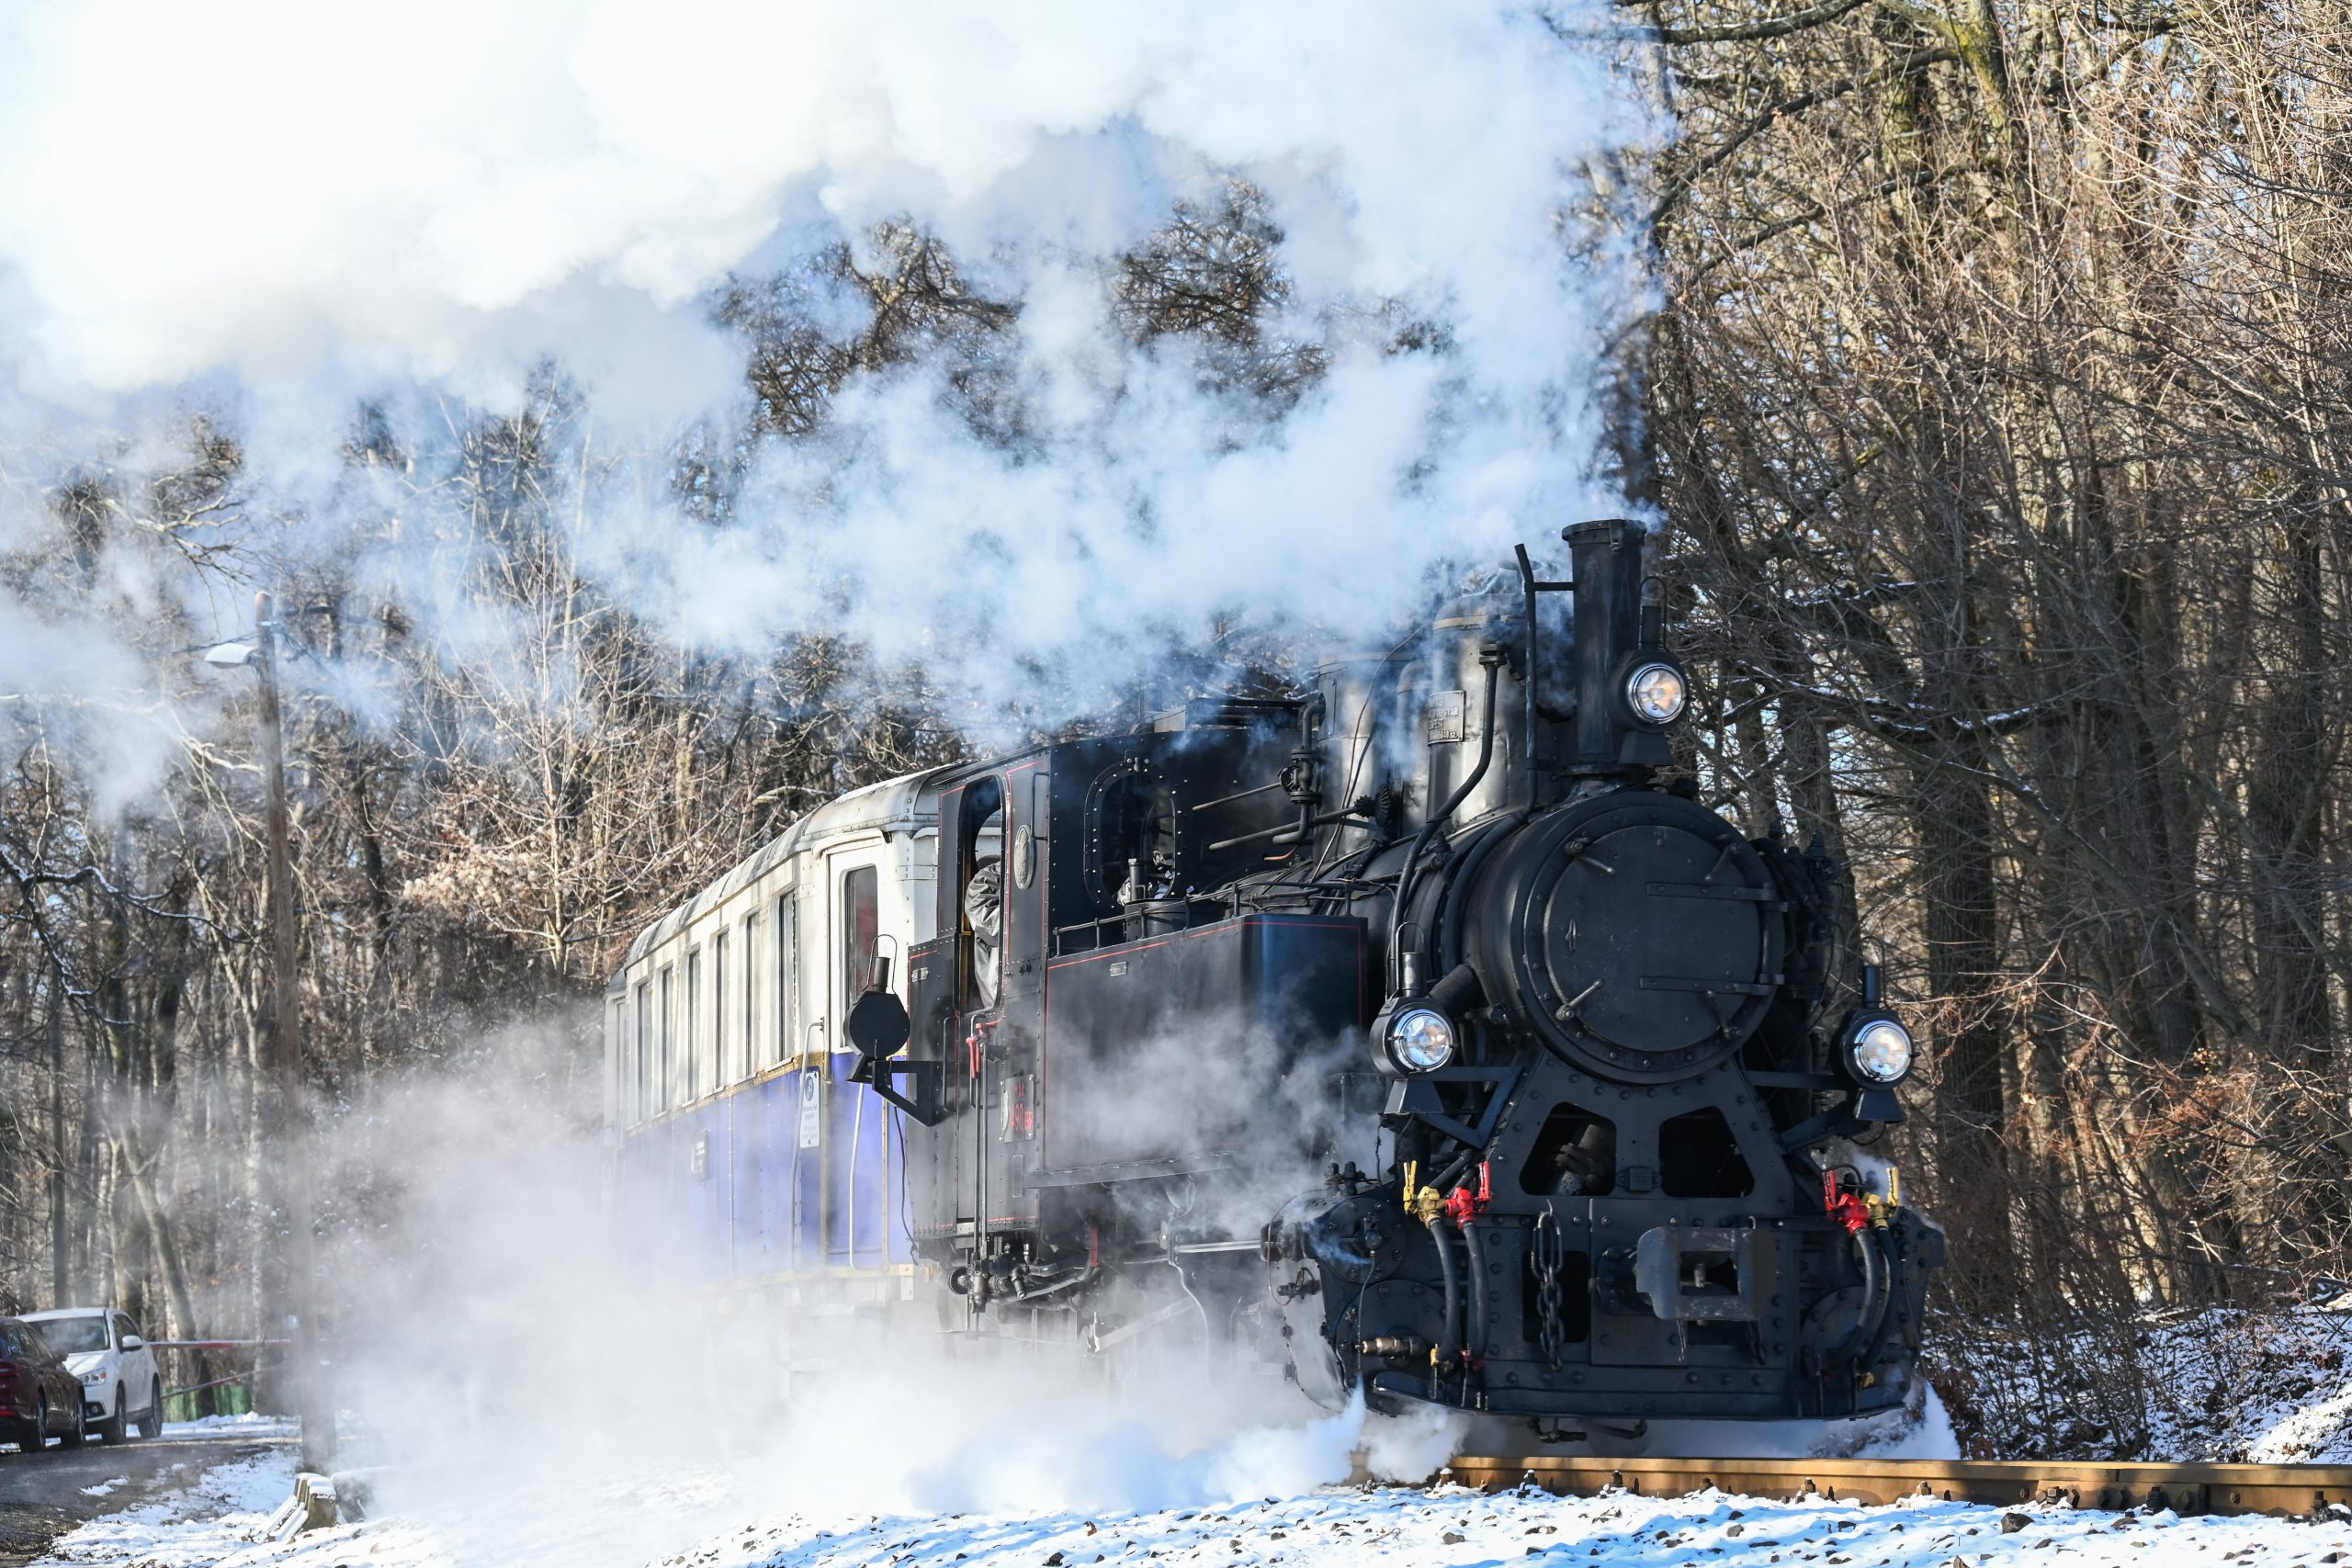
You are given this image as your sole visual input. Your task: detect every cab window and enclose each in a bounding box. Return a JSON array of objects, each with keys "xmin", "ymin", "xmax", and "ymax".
[{"xmin": 960, "ymin": 779, "xmax": 1006, "ymax": 1011}]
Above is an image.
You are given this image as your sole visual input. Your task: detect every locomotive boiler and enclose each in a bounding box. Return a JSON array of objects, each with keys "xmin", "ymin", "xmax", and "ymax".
[{"xmin": 605, "ymin": 517, "xmax": 1941, "ymax": 1436}]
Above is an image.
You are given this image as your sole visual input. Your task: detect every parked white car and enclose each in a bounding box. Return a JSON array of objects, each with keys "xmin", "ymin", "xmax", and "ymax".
[{"xmin": 23, "ymin": 1309, "xmax": 161, "ymax": 1444}]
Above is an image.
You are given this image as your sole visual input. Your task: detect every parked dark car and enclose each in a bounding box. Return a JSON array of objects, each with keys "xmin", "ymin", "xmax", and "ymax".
[{"xmin": 0, "ymin": 1318, "xmax": 86, "ymax": 1453}]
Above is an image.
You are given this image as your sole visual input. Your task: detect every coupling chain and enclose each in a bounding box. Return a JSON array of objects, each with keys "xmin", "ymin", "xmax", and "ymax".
[{"xmin": 1532, "ymin": 1208, "xmax": 1567, "ymax": 1371}]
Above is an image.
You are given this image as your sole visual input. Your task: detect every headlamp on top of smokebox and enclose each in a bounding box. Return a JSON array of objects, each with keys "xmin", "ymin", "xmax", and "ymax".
[
  {"xmin": 1620, "ymin": 659, "xmax": 1689, "ymax": 727},
  {"xmin": 1370, "ymin": 997, "xmax": 1457, "ymax": 1077},
  {"xmin": 1839, "ymin": 1010, "xmax": 1914, "ymax": 1087}
]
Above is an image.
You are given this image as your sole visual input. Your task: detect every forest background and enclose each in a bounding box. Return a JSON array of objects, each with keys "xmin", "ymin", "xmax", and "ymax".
[{"xmin": 2, "ymin": 0, "xmax": 2346, "ymax": 1461}]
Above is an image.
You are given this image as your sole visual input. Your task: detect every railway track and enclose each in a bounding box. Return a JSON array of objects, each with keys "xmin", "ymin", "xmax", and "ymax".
[{"xmin": 1419, "ymin": 1455, "xmax": 2352, "ymax": 1518}]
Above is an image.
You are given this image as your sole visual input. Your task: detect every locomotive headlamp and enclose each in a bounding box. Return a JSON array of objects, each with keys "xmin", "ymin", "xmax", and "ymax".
[
  {"xmin": 1625, "ymin": 661, "xmax": 1688, "ymax": 725},
  {"xmin": 1842, "ymin": 1013, "xmax": 1915, "ymax": 1085},
  {"xmin": 1385, "ymin": 1007, "xmax": 1458, "ymax": 1074}
]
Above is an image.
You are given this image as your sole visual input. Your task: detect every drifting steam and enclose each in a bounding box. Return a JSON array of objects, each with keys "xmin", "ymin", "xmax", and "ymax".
[
  {"xmin": 320, "ymin": 1036, "xmax": 1463, "ymax": 1563},
  {"xmin": 0, "ymin": 5, "xmax": 1657, "ymax": 1550},
  {"xmin": 0, "ymin": 0, "xmax": 1650, "ymax": 747}
]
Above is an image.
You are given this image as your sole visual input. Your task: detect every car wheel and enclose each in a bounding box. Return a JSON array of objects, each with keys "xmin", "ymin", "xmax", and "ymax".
[
  {"xmin": 19, "ymin": 1398, "xmax": 44, "ymax": 1454},
  {"xmin": 58, "ymin": 1402, "xmax": 85, "ymax": 1450},
  {"xmin": 135, "ymin": 1382, "xmax": 163, "ymax": 1440},
  {"xmin": 99, "ymin": 1394, "xmax": 128, "ymax": 1445}
]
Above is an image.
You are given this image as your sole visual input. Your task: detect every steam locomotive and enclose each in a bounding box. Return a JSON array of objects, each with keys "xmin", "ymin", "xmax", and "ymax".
[{"xmin": 605, "ymin": 518, "xmax": 1940, "ymax": 1436}]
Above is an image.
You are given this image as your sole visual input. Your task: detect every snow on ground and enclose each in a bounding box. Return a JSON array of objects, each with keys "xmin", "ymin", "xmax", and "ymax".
[
  {"xmin": 31, "ymin": 1354, "xmax": 2352, "ymax": 1568},
  {"xmin": 33, "ymin": 1450, "xmax": 2352, "ymax": 1568},
  {"xmin": 159, "ymin": 1413, "xmax": 300, "ymax": 1442},
  {"xmin": 1948, "ymin": 1303, "xmax": 2352, "ymax": 1461},
  {"xmin": 683, "ymin": 1485, "xmax": 2352, "ymax": 1568},
  {"xmin": 35, "ymin": 1451, "xmax": 307, "ymax": 1568}
]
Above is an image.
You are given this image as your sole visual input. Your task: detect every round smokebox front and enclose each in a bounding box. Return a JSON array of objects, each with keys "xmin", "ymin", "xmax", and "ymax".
[{"xmin": 1469, "ymin": 793, "xmax": 1783, "ymax": 1083}]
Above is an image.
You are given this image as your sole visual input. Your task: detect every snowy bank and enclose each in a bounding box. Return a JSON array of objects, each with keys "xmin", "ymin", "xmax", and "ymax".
[{"xmin": 1943, "ymin": 1303, "xmax": 2352, "ymax": 1461}]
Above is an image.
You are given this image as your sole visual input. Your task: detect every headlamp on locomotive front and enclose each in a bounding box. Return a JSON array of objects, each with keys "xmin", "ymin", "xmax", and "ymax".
[
  {"xmin": 1623, "ymin": 659, "xmax": 1689, "ymax": 727},
  {"xmin": 1384, "ymin": 1006, "xmax": 1457, "ymax": 1074},
  {"xmin": 1839, "ymin": 1011, "xmax": 1915, "ymax": 1086}
]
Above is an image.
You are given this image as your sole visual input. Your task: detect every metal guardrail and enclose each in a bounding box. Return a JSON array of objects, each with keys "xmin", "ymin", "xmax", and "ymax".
[{"xmin": 1415, "ymin": 1455, "xmax": 2352, "ymax": 1518}]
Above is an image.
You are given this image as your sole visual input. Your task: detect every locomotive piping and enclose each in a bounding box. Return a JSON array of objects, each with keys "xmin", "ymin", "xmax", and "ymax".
[
  {"xmin": 1511, "ymin": 543, "xmax": 1540, "ymax": 815},
  {"xmin": 1388, "ymin": 652, "xmax": 1502, "ymax": 993},
  {"xmin": 1826, "ymin": 1226, "xmax": 1892, "ymax": 1366},
  {"xmin": 1009, "ymin": 1263, "xmax": 1101, "ymax": 1303},
  {"xmin": 1431, "ymin": 814, "xmax": 1522, "ymax": 975},
  {"xmin": 1857, "ymin": 1235, "xmax": 1900, "ymax": 1371}
]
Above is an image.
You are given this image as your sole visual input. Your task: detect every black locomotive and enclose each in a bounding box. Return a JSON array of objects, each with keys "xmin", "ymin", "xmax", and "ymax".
[{"xmin": 848, "ymin": 517, "xmax": 1940, "ymax": 1433}]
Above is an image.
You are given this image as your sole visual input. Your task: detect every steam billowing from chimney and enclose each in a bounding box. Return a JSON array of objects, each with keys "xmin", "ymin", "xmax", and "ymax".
[{"xmin": 0, "ymin": 1, "xmax": 1651, "ymax": 761}]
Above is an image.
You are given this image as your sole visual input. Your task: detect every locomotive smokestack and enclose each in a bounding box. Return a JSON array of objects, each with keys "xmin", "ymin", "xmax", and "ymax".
[{"xmin": 1564, "ymin": 518, "xmax": 1678, "ymax": 773}]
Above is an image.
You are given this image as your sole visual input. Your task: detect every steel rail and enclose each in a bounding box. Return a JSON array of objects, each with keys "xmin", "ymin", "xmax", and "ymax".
[{"xmin": 1401, "ymin": 1455, "xmax": 2352, "ymax": 1518}]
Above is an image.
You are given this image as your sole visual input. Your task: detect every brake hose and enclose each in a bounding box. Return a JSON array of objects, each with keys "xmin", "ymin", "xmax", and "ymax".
[
  {"xmin": 1460, "ymin": 1215, "xmax": 1491, "ymax": 1405},
  {"xmin": 1430, "ymin": 1212, "xmax": 1464, "ymax": 1396}
]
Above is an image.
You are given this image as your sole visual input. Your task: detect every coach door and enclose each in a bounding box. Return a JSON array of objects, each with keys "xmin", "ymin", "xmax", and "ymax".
[{"xmin": 820, "ymin": 846, "xmax": 888, "ymax": 1268}]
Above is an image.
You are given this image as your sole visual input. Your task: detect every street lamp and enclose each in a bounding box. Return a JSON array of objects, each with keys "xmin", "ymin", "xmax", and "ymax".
[{"xmin": 200, "ymin": 592, "xmax": 333, "ymax": 1475}]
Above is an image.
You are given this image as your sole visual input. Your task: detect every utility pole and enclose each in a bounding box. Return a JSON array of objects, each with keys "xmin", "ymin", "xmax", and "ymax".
[
  {"xmin": 247, "ymin": 592, "xmax": 334, "ymax": 1474},
  {"xmin": 47, "ymin": 981, "xmax": 66, "ymax": 1307}
]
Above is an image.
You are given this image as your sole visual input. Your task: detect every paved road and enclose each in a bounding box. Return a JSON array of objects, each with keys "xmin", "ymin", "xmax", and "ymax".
[{"xmin": 0, "ymin": 1434, "xmax": 290, "ymax": 1568}]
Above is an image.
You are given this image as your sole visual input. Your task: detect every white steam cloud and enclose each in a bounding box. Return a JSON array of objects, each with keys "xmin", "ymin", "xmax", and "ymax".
[
  {"xmin": 0, "ymin": 9, "xmax": 1686, "ymax": 1543},
  {"xmin": 322, "ymin": 1041, "xmax": 1464, "ymax": 1565},
  {"xmin": 0, "ymin": 0, "xmax": 1650, "ymax": 745}
]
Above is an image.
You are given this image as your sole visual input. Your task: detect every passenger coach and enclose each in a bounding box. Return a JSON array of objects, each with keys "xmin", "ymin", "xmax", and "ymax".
[{"xmin": 604, "ymin": 776, "xmax": 933, "ymax": 1323}]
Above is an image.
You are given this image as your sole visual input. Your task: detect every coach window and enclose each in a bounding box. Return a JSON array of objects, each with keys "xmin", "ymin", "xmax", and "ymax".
[
  {"xmin": 740, "ymin": 912, "xmax": 757, "ymax": 1081},
  {"xmin": 712, "ymin": 932, "xmax": 729, "ymax": 1087},
  {"xmin": 684, "ymin": 948, "xmax": 703, "ymax": 1101},
  {"xmin": 659, "ymin": 964, "xmax": 676, "ymax": 1109},
  {"xmin": 605, "ymin": 996, "xmax": 619, "ymax": 1121},
  {"xmin": 842, "ymin": 865, "xmax": 879, "ymax": 1010},
  {"xmin": 775, "ymin": 892, "xmax": 797, "ymax": 1065},
  {"xmin": 633, "ymin": 980, "xmax": 650, "ymax": 1122}
]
